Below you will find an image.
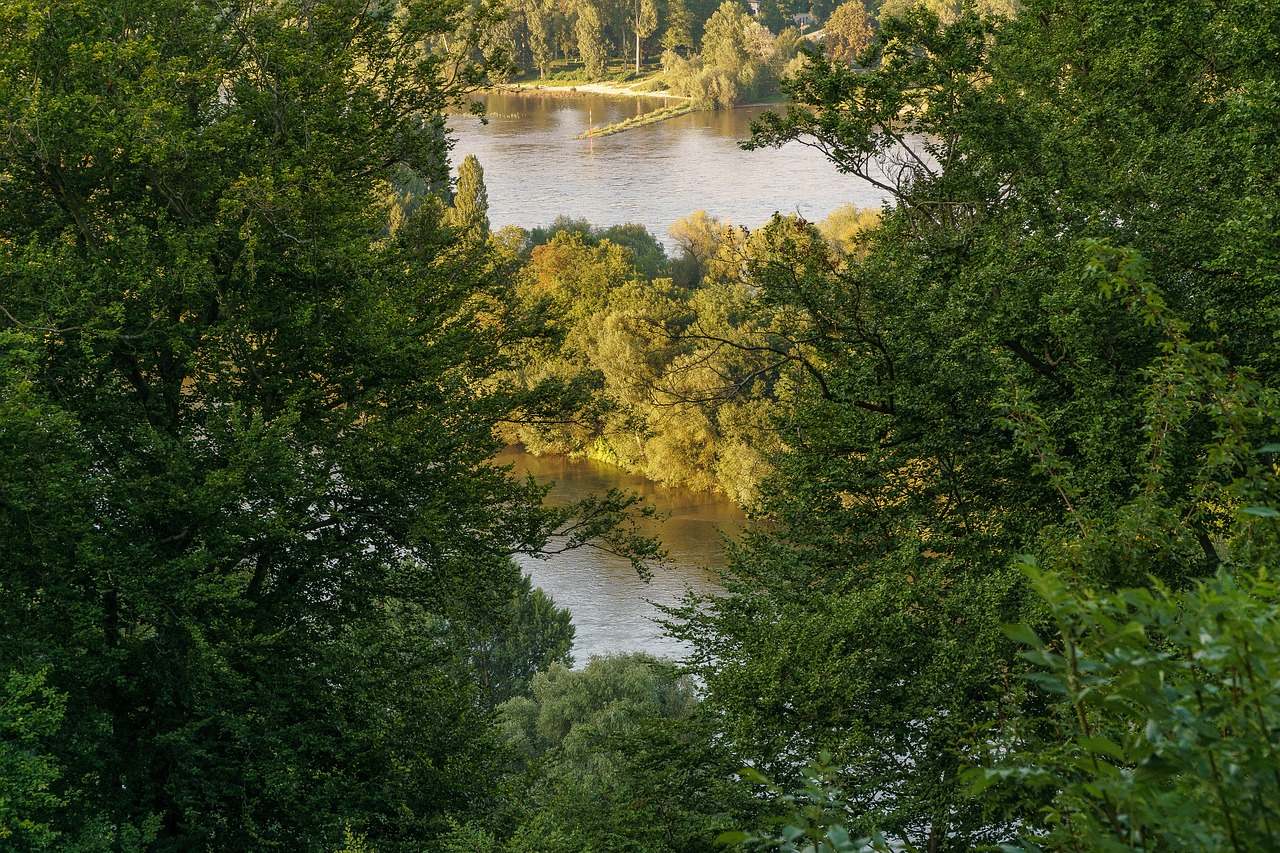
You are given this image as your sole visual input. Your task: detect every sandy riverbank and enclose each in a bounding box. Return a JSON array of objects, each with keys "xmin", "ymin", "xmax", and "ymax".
[{"xmin": 498, "ymin": 79, "xmax": 691, "ymax": 101}]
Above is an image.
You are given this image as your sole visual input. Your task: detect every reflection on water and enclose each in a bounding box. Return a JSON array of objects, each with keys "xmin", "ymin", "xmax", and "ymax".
[
  {"xmin": 449, "ymin": 91, "xmax": 890, "ymax": 251},
  {"xmin": 496, "ymin": 447, "xmax": 743, "ymax": 664}
]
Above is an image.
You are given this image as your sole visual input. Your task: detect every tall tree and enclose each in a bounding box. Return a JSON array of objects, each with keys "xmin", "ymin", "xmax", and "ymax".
[
  {"xmin": 823, "ymin": 0, "xmax": 875, "ymax": 63},
  {"xmin": 678, "ymin": 0, "xmax": 1280, "ymax": 848},
  {"xmin": 633, "ymin": 0, "xmax": 660, "ymax": 72},
  {"xmin": 522, "ymin": 0, "xmax": 557, "ymax": 76},
  {"xmin": 574, "ymin": 0, "xmax": 609, "ymax": 77},
  {"xmin": 663, "ymin": 0, "xmax": 696, "ymax": 53},
  {"xmin": 447, "ymin": 153, "xmax": 492, "ymax": 241},
  {"xmin": 0, "ymin": 0, "xmax": 647, "ymax": 848}
]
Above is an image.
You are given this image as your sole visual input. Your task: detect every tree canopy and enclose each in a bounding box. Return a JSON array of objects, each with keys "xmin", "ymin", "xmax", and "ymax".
[
  {"xmin": 0, "ymin": 0, "xmax": 648, "ymax": 847},
  {"xmin": 673, "ymin": 0, "xmax": 1280, "ymax": 848}
]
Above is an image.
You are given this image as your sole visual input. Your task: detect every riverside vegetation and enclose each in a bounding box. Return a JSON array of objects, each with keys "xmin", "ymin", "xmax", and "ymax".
[
  {"xmin": 3, "ymin": 2, "xmax": 1280, "ymax": 853},
  {"xmin": 484, "ymin": 0, "xmax": 1021, "ymax": 108}
]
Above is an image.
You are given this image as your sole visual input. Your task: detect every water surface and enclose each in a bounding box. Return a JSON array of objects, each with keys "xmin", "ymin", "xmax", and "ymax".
[
  {"xmin": 497, "ymin": 448, "xmax": 743, "ymax": 664},
  {"xmin": 450, "ymin": 91, "xmax": 890, "ymax": 249}
]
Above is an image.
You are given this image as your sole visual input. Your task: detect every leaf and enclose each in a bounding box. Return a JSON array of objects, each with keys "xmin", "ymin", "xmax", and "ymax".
[
  {"xmin": 1078, "ymin": 736, "xmax": 1126, "ymax": 761},
  {"xmin": 1242, "ymin": 506, "xmax": 1280, "ymax": 518},
  {"xmin": 1003, "ymin": 622, "xmax": 1045, "ymax": 648}
]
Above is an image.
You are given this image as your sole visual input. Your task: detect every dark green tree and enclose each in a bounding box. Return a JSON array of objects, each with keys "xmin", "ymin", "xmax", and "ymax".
[
  {"xmin": 468, "ymin": 573, "xmax": 576, "ymax": 706},
  {"xmin": 757, "ymin": 0, "xmax": 790, "ymax": 33},
  {"xmin": 676, "ymin": 0, "xmax": 1280, "ymax": 848},
  {"xmin": 0, "ymin": 0, "xmax": 653, "ymax": 848}
]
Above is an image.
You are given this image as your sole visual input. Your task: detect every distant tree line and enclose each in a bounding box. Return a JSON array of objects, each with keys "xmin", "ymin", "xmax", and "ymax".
[{"xmin": 480, "ymin": 0, "xmax": 1020, "ymax": 97}]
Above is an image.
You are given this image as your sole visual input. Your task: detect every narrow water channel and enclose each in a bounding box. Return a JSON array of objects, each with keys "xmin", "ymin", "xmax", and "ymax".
[{"xmin": 497, "ymin": 448, "xmax": 744, "ymax": 664}]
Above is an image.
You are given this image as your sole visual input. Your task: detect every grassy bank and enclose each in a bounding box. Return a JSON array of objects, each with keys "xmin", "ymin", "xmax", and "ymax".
[{"xmin": 576, "ymin": 102, "xmax": 698, "ymax": 138}]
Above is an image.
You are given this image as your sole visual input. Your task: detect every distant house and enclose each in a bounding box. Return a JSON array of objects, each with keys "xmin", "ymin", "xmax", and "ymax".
[
  {"xmin": 746, "ymin": 0, "xmax": 760, "ymax": 13},
  {"xmin": 792, "ymin": 11, "xmax": 815, "ymax": 27}
]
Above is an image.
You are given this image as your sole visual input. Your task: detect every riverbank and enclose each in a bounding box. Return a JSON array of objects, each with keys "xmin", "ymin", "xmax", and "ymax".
[{"xmin": 500, "ymin": 78, "xmax": 689, "ymax": 101}]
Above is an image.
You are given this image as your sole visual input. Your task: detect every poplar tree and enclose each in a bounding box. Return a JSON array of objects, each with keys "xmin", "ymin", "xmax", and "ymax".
[
  {"xmin": 663, "ymin": 0, "xmax": 696, "ymax": 54},
  {"xmin": 448, "ymin": 153, "xmax": 492, "ymax": 241}
]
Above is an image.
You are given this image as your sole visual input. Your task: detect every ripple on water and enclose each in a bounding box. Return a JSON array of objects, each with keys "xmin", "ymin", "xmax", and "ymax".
[
  {"xmin": 497, "ymin": 449, "xmax": 743, "ymax": 665},
  {"xmin": 449, "ymin": 91, "xmax": 891, "ymax": 252}
]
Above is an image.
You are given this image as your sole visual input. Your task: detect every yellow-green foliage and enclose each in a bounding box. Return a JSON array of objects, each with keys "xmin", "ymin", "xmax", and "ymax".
[
  {"xmin": 817, "ymin": 203, "xmax": 882, "ymax": 259},
  {"xmin": 505, "ymin": 211, "xmax": 869, "ymax": 505}
]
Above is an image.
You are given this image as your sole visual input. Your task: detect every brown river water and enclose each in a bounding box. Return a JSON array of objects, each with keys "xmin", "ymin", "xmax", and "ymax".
[{"xmin": 496, "ymin": 448, "xmax": 745, "ymax": 664}]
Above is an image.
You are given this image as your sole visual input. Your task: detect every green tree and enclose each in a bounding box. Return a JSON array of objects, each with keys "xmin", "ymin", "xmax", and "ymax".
[
  {"xmin": 478, "ymin": 654, "xmax": 762, "ymax": 852},
  {"xmin": 633, "ymin": 0, "xmax": 660, "ymax": 71},
  {"xmin": 663, "ymin": 0, "xmax": 697, "ymax": 53},
  {"xmin": 701, "ymin": 1, "xmax": 751, "ymax": 74},
  {"xmin": 0, "ymin": 669, "xmax": 65, "ymax": 850},
  {"xmin": 678, "ymin": 0, "xmax": 1280, "ymax": 847},
  {"xmin": 0, "ymin": 0, "xmax": 655, "ymax": 848},
  {"xmin": 469, "ymin": 574, "xmax": 576, "ymax": 706},
  {"xmin": 757, "ymin": 0, "xmax": 790, "ymax": 33},
  {"xmin": 447, "ymin": 153, "xmax": 493, "ymax": 241},
  {"xmin": 522, "ymin": 0, "xmax": 557, "ymax": 76},
  {"xmin": 823, "ymin": 0, "xmax": 875, "ymax": 64},
  {"xmin": 574, "ymin": 0, "xmax": 609, "ymax": 77}
]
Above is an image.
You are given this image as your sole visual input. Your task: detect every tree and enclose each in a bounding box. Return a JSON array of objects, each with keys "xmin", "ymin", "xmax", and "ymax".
[
  {"xmin": 0, "ymin": 0, "xmax": 652, "ymax": 848},
  {"xmin": 736, "ymin": 256, "xmax": 1280, "ymax": 851},
  {"xmin": 0, "ymin": 669, "xmax": 65, "ymax": 850},
  {"xmin": 701, "ymin": 1, "xmax": 751, "ymax": 74},
  {"xmin": 823, "ymin": 0, "xmax": 875, "ymax": 64},
  {"xmin": 468, "ymin": 573, "xmax": 576, "ymax": 706},
  {"xmin": 633, "ymin": 0, "xmax": 660, "ymax": 72},
  {"xmin": 678, "ymin": 0, "xmax": 1280, "ymax": 847},
  {"xmin": 522, "ymin": 0, "xmax": 557, "ymax": 76},
  {"xmin": 448, "ymin": 153, "xmax": 493, "ymax": 241},
  {"xmin": 757, "ymin": 0, "xmax": 790, "ymax": 33},
  {"xmin": 574, "ymin": 0, "xmax": 609, "ymax": 77},
  {"xmin": 471, "ymin": 654, "xmax": 764, "ymax": 852},
  {"xmin": 663, "ymin": 0, "xmax": 697, "ymax": 54}
]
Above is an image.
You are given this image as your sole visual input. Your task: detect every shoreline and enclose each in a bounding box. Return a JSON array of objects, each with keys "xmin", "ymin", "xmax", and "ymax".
[{"xmin": 495, "ymin": 80, "xmax": 691, "ymax": 101}]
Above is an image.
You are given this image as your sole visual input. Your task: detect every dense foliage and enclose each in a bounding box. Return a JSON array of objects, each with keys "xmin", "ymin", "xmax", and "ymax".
[
  {"xmin": 0, "ymin": 0, "xmax": 649, "ymax": 848},
  {"xmin": 495, "ymin": 209, "xmax": 877, "ymax": 505},
  {"xmin": 5, "ymin": 0, "xmax": 1280, "ymax": 850},
  {"xmin": 670, "ymin": 0, "xmax": 1280, "ymax": 849}
]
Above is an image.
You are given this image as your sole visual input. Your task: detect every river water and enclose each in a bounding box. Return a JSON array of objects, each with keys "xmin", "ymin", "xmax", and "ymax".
[
  {"xmin": 450, "ymin": 90, "xmax": 889, "ymax": 251},
  {"xmin": 470, "ymin": 94, "xmax": 871, "ymax": 663},
  {"xmin": 497, "ymin": 448, "xmax": 744, "ymax": 664}
]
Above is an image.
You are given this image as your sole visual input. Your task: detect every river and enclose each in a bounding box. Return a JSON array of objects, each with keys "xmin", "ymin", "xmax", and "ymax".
[
  {"xmin": 449, "ymin": 90, "xmax": 890, "ymax": 251},
  {"xmin": 471, "ymin": 93, "xmax": 867, "ymax": 664},
  {"xmin": 497, "ymin": 448, "xmax": 744, "ymax": 664}
]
